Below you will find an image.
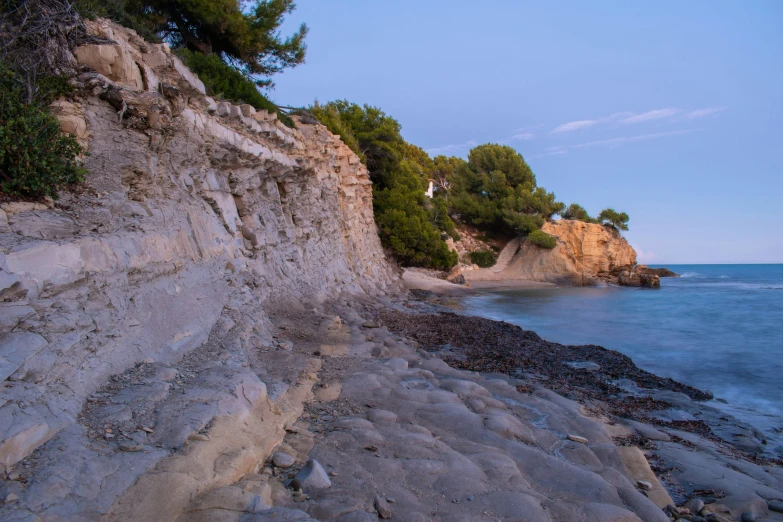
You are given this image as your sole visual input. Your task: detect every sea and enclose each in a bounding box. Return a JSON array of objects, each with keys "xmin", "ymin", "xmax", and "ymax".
[{"xmin": 461, "ymin": 264, "xmax": 783, "ymax": 447}]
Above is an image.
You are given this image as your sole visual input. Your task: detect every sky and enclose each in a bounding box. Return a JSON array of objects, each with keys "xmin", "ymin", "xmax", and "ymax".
[{"xmin": 272, "ymin": 1, "xmax": 783, "ymax": 264}]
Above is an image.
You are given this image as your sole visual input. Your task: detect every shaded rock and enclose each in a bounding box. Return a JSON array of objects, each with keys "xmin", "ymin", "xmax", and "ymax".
[
  {"xmin": 290, "ymin": 459, "xmax": 331, "ymax": 491},
  {"xmin": 374, "ymin": 495, "xmax": 392, "ymax": 519},
  {"xmin": 361, "ymin": 321, "xmax": 380, "ymax": 329},
  {"xmin": 272, "ymin": 451, "xmax": 296, "ymax": 468}
]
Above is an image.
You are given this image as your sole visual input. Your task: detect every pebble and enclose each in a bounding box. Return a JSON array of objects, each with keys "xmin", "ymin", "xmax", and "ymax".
[
  {"xmin": 272, "ymin": 451, "xmax": 296, "ymax": 468},
  {"xmin": 567, "ymin": 434, "xmax": 588, "ymax": 444},
  {"xmin": 362, "ymin": 321, "xmax": 380, "ymax": 329},
  {"xmin": 187, "ymin": 433, "xmax": 209, "ymax": 442},
  {"xmin": 637, "ymin": 480, "xmax": 653, "ymax": 490},
  {"xmin": 5, "ymin": 493, "xmax": 18, "ymax": 503},
  {"xmin": 118, "ymin": 442, "xmax": 143, "ymax": 452},
  {"xmin": 684, "ymin": 499, "xmax": 705, "ymax": 515},
  {"xmin": 741, "ymin": 513, "xmax": 755, "ymax": 522},
  {"xmin": 769, "ymin": 500, "xmax": 783, "ymax": 513},
  {"xmin": 374, "ymin": 495, "xmax": 392, "ymax": 519}
]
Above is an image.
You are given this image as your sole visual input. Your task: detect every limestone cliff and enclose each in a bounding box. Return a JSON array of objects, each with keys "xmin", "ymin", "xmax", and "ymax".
[
  {"xmin": 467, "ymin": 219, "xmax": 637, "ymax": 286},
  {"xmin": 0, "ymin": 18, "xmax": 396, "ymax": 473}
]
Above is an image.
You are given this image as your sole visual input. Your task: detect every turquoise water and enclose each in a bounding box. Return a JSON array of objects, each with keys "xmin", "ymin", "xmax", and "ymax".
[{"xmin": 461, "ymin": 264, "xmax": 783, "ymax": 439}]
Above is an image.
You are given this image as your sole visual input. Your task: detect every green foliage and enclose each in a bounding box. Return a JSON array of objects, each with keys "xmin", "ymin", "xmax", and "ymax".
[
  {"xmin": 598, "ymin": 208, "xmax": 630, "ymax": 231},
  {"xmin": 74, "ymin": 0, "xmax": 161, "ymax": 43},
  {"xmin": 0, "ymin": 64, "xmax": 84, "ymax": 198},
  {"xmin": 562, "ymin": 203, "xmax": 599, "ymax": 223},
  {"xmin": 469, "ymin": 249, "xmax": 498, "ymax": 268},
  {"xmin": 527, "ymin": 229, "xmax": 557, "ymax": 249},
  {"xmin": 76, "ymin": 0, "xmax": 307, "ymax": 89},
  {"xmin": 176, "ymin": 49, "xmax": 294, "ymax": 127},
  {"xmin": 449, "ymin": 144, "xmax": 563, "ymax": 236},
  {"xmin": 310, "ymin": 100, "xmax": 456, "ymax": 269}
]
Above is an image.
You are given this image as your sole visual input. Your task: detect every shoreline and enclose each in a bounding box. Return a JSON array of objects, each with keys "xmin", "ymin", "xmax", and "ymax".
[{"xmin": 377, "ymin": 305, "xmax": 783, "ymax": 518}]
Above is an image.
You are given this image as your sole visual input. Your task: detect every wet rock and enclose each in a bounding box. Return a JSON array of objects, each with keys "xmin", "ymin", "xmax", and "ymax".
[
  {"xmin": 272, "ymin": 451, "xmax": 296, "ymax": 468},
  {"xmin": 374, "ymin": 495, "xmax": 392, "ymax": 519},
  {"xmin": 740, "ymin": 512, "xmax": 755, "ymax": 522},
  {"xmin": 290, "ymin": 459, "xmax": 331, "ymax": 491}
]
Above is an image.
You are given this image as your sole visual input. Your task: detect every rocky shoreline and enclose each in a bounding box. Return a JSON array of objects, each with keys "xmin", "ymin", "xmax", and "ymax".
[{"xmin": 375, "ymin": 307, "xmax": 783, "ymax": 521}]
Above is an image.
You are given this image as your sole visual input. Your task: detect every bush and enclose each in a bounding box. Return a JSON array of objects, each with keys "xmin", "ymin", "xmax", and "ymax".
[
  {"xmin": 0, "ymin": 64, "xmax": 84, "ymax": 198},
  {"xmin": 470, "ymin": 250, "xmax": 498, "ymax": 268},
  {"xmin": 176, "ymin": 49, "xmax": 295, "ymax": 128},
  {"xmin": 527, "ymin": 230, "xmax": 557, "ymax": 249},
  {"xmin": 309, "ymin": 100, "xmax": 456, "ymax": 270}
]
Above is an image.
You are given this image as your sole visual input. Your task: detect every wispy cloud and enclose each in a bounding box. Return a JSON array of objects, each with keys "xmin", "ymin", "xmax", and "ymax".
[
  {"xmin": 550, "ymin": 112, "xmax": 631, "ymax": 134},
  {"xmin": 529, "ymin": 146, "xmax": 567, "ymax": 159},
  {"xmin": 634, "ymin": 245, "xmax": 661, "ymax": 264},
  {"xmin": 619, "ymin": 108, "xmax": 681, "ymax": 124},
  {"xmin": 551, "ymin": 106, "xmax": 725, "ymax": 134},
  {"xmin": 684, "ymin": 107, "xmax": 726, "ymax": 119},
  {"xmin": 426, "ymin": 140, "xmax": 478, "ymax": 156},
  {"xmin": 509, "ymin": 132, "xmax": 535, "ymax": 141},
  {"xmin": 573, "ymin": 129, "xmax": 696, "ymax": 149}
]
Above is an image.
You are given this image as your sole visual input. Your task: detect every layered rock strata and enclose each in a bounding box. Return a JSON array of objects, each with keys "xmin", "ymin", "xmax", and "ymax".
[{"xmin": 0, "ymin": 17, "xmax": 396, "ymax": 475}]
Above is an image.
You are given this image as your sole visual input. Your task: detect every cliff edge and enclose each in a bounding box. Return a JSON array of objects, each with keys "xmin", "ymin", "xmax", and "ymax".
[{"xmin": 0, "ymin": 17, "xmax": 397, "ymax": 475}]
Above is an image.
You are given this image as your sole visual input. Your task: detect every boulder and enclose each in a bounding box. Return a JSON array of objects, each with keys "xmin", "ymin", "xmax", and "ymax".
[{"xmin": 618, "ymin": 270, "xmax": 660, "ymax": 288}]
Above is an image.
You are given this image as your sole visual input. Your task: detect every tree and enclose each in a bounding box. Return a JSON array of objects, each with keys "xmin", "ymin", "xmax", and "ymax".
[
  {"xmin": 310, "ymin": 100, "xmax": 456, "ymax": 269},
  {"xmin": 598, "ymin": 208, "xmax": 630, "ymax": 231},
  {"xmin": 449, "ymin": 143, "xmax": 563, "ymax": 237},
  {"xmin": 468, "ymin": 144, "xmax": 535, "ymax": 188},
  {"xmin": 78, "ymin": 0, "xmax": 308, "ymax": 88},
  {"xmin": 562, "ymin": 203, "xmax": 599, "ymax": 223}
]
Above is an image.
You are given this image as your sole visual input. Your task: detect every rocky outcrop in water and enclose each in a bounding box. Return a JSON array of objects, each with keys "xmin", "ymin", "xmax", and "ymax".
[{"xmin": 467, "ymin": 219, "xmax": 638, "ymax": 286}]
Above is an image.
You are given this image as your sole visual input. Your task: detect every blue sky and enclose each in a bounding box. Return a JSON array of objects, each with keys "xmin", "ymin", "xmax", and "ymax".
[{"xmin": 274, "ymin": 1, "xmax": 782, "ymax": 264}]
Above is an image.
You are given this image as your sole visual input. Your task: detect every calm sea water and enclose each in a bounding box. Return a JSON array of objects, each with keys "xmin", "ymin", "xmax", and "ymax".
[{"xmin": 461, "ymin": 264, "xmax": 783, "ymax": 439}]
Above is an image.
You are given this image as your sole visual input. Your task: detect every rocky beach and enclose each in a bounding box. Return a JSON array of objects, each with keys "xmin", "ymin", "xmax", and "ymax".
[{"xmin": 0, "ymin": 14, "xmax": 781, "ymax": 522}]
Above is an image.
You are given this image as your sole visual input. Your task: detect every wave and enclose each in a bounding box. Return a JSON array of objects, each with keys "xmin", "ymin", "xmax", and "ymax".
[{"xmin": 679, "ymin": 272, "xmax": 704, "ymax": 278}]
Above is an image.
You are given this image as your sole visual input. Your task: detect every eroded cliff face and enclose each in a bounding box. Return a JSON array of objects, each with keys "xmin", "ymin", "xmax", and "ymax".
[
  {"xmin": 0, "ymin": 18, "xmax": 396, "ymax": 473},
  {"xmin": 468, "ymin": 219, "xmax": 637, "ymax": 285}
]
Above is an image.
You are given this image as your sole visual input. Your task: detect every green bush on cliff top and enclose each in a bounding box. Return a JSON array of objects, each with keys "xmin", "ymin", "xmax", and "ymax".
[
  {"xmin": 527, "ymin": 229, "xmax": 557, "ymax": 249},
  {"xmin": 0, "ymin": 64, "xmax": 85, "ymax": 199}
]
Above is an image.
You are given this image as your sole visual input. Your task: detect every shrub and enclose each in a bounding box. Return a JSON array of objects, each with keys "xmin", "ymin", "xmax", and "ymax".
[
  {"xmin": 562, "ymin": 203, "xmax": 599, "ymax": 223},
  {"xmin": 527, "ymin": 230, "xmax": 557, "ymax": 249},
  {"xmin": 0, "ymin": 64, "xmax": 84, "ymax": 198},
  {"xmin": 470, "ymin": 250, "xmax": 498, "ymax": 268},
  {"xmin": 598, "ymin": 208, "xmax": 630, "ymax": 231},
  {"xmin": 177, "ymin": 50, "xmax": 294, "ymax": 128}
]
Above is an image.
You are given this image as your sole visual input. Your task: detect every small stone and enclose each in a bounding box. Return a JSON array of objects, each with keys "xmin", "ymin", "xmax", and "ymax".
[
  {"xmin": 741, "ymin": 513, "xmax": 755, "ymax": 522},
  {"xmin": 769, "ymin": 500, "xmax": 783, "ymax": 513},
  {"xmin": 466, "ymin": 496, "xmax": 474, "ymax": 501},
  {"xmin": 5, "ymin": 493, "xmax": 18, "ymax": 503},
  {"xmin": 637, "ymin": 480, "xmax": 653, "ymax": 491},
  {"xmin": 290, "ymin": 459, "xmax": 331, "ymax": 491},
  {"xmin": 386, "ymin": 498, "xmax": 395, "ymax": 503},
  {"xmin": 567, "ymin": 434, "xmax": 588, "ymax": 444},
  {"xmin": 374, "ymin": 495, "xmax": 392, "ymax": 519},
  {"xmin": 188, "ymin": 433, "xmax": 209, "ymax": 442},
  {"xmin": 684, "ymin": 499, "xmax": 705, "ymax": 515},
  {"xmin": 362, "ymin": 321, "xmax": 380, "ymax": 329},
  {"xmin": 272, "ymin": 451, "xmax": 296, "ymax": 468},
  {"xmin": 119, "ymin": 442, "xmax": 143, "ymax": 452}
]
